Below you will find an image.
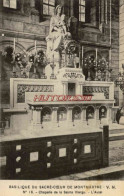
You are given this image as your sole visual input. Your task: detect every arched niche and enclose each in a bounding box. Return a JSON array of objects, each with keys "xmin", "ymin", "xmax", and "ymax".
[
  {"xmin": 27, "ymin": 43, "xmax": 46, "ymax": 55},
  {"xmin": 86, "ymin": 106, "xmax": 95, "ymax": 120},
  {"xmin": 57, "ymin": 107, "xmax": 67, "ymax": 122},
  {"xmin": 72, "ymin": 106, "xmax": 81, "ymax": 121},
  {"xmin": 41, "ymin": 107, "xmax": 52, "ymax": 123},
  {"xmin": 1, "ymin": 40, "xmax": 26, "ymax": 54},
  {"xmin": 3, "ymin": 46, "xmax": 14, "ymax": 63},
  {"xmin": 99, "ymin": 106, "xmax": 107, "ymax": 119}
]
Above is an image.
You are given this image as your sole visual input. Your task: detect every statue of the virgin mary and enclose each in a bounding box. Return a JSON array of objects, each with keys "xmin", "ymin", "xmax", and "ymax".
[{"xmin": 46, "ymin": 5, "xmax": 71, "ymax": 59}]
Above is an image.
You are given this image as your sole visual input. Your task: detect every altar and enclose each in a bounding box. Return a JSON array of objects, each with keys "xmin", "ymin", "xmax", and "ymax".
[{"xmin": 2, "ymin": 4, "xmax": 115, "ymax": 135}]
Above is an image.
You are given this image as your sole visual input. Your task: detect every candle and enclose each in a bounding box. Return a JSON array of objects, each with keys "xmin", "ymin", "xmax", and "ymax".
[
  {"xmin": 82, "ymin": 46, "xmax": 84, "ymax": 69},
  {"xmin": 13, "ymin": 38, "xmax": 15, "ymax": 52},
  {"xmin": 35, "ymin": 40, "xmax": 37, "ymax": 54},
  {"xmin": 96, "ymin": 48, "xmax": 98, "ymax": 62}
]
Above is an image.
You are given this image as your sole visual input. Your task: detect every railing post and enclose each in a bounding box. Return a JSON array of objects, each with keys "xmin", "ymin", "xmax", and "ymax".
[{"xmin": 102, "ymin": 125, "xmax": 109, "ymax": 167}]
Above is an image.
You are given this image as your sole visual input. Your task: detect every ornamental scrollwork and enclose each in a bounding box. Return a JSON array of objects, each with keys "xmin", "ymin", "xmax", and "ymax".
[
  {"xmin": 17, "ymin": 84, "xmax": 54, "ymax": 103},
  {"xmin": 63, "ymin": 73, "xmax": 83, "ymax": 79},
  {"xmin": 83, "ymin": 86, "xmax": 109, "ymax": 99}
]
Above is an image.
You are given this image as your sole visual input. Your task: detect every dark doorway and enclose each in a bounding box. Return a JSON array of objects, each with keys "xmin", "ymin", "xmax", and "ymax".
[{"xmin": 68, "ymin": 83, "xmax": 75, "ymax": 95}]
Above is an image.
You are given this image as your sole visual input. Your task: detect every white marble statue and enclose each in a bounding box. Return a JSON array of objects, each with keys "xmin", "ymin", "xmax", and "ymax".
[{"xmin": 46, "ymin": 5, "xmax": 71, "ymax": 58}]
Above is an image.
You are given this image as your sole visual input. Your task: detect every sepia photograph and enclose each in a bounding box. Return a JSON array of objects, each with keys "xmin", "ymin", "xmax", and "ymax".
[{"xmin": 0, "ymin": 0, "xmax": 124, "ymax": 195}]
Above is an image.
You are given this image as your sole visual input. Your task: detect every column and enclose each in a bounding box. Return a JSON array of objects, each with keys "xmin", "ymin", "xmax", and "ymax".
[
  {"xmin": 91, "ymin": 0, "xmax": 97, "ymax": 26},
  {"xmin": 79, "ymin": 45, "xmax": 81, "ymax": 68},
  {"xmin": 105, "ymin": 0, "xmax": 107, "ymax": 24},
  {"xmin": 105, "ymin": 106, "xmax": 110, "ymax": 124},
  {"xmin": 30, "ymin": 0, "xmax": 39, "ymax": 23},
  {"xmin": 20, "ymin": 0, "xmax": 24, "ymax": 13},
  {"xmin": 62, "ymin": 82, "xmax": 67, "ymax": 95},
  {"xmin": 82, "ymin": 46, "xmax": 84, "ymax": 71},
  {"xmin": 30, "ymin": 0, "xmax": 35, "ymax": 7},
  {"xmin": 28, "ymin": 105, "xmax": 33, "ymax": 123},
  {"xmin": 96, "ymin": 48, "xmax": 98, "ymax": 62},
  {"xmin": 70, "ymin": 0, "xmax": 74, "ymax": 16},
  {"xmin": 52, "ymin": 107, "xmax": 58, "ymax": 123},
  {"xmin": 79, "ymin": 83, "xmax": 83, "ymax": 95},
  {"xmin": 32, "ymin": 107, "xmax": 42, "ymax": 125},
  {"xmin": 109, "ymin": 49, "xmax": 112, "ymax": 81},
  {"xmin": 99, "ymin": 0, "xmax": 101, "ymax": 25},
  {"xmin": 108, "ymin": 107, "xmax": 112, "ymax": 122},
  {"xmin": 99, "ymin": 0, "xmax": 106, "ymax": 33},
  {"xmin": 95, "ymin": 106, "xmax": 100, "ymax": 125},
  {"xmin": 95, "ymin": 48, "xmax": 98, "ymax": 80},
  {"xmin": 67, "ymin": 107, "xmax": 73, "ymax": 122},
  {"xmin": 101, "ymin": 0, "xmax": 105, "ymax": 23},
  {"xmin": 28, "ymin": 106, "xmax": 42, "ymax": 131},
  {"xmin": 82, "ymin": 106, "xmax": 87, "ymax": 122},
  {"xmin": 81, "ymin": 108, "xmax": 83, "ymax": 121}
]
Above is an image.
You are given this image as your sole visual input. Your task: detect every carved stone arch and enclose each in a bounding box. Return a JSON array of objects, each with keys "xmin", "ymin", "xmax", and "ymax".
[
  {"xmin": 99, "ymin": 105, "xmax": 107, "ymax": 119},
  {"xmin": 86, "ymin": 105, "xmax": 95, "ymax": 119},
  {"xmin": 42, "ymin": 106, "xmax": 52, "ymax": 112},
  {"xmin": 58, "ymin": 106, "xmax": 68, "ymax": 111},
  {"xmin": 41, "ymin": 106, "xmax": 52, "ymax": 122},
  {"xmin": 27, "ymin": 42, "xmax": 47, "ymax": 55},
  {"xmin": 86, "ymin": 105, "xmax": 95, "ymax": 110},
  {"xmin": 57, "ymin": 106, "xmax": 67, "ymax": 121},
  {"xmin": 1, "ymin": 41, "xmax": 27, "ymax": 80},
  {"xmin": 73, "ymin": 105, "xmax": 82, "ymax": 111},
  {"xmin": 0, "ymin": 40, "xmax": 26, "ymax": 53},
  {"xmin": 83, "ymin": 49, "xmax": 102, "ymax": 60},
  {"xmin": 72, "ymin": 105, "xmax": 81, "ymax": 120},
  {"xmin": 99, "ymin": 105, "xmax": 107, "ymax": 110}
]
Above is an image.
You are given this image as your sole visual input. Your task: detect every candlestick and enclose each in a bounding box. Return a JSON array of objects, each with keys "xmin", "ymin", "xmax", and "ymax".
[{"xmin": 82, "ymin": 46, "xmax": 84, "ymax": 73}]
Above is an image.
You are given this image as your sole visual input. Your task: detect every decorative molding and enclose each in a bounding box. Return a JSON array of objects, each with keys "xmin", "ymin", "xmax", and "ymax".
[
  {"xmin": 17, "ymin": 84, "xmax": 54, "ymax": 103},
  {"xmin": 63, "ymin": 73, "xmax": 83, "ymax": 79},
  {"xmin": 83, "ymin": 86, "xmax": 109, "ymax": 99}
]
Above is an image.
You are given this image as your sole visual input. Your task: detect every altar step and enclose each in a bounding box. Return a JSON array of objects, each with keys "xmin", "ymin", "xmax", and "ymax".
[{"xmin": 52, "ymin": 161, "xmax": 124, "ymax": 180}]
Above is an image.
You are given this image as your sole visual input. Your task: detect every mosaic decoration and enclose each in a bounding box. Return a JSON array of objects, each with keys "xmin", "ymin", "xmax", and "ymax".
[
  {"xmin": 17, "ymin": 84, "xmax": 54, "ymax": 103},
  {"xmin": 83, "ymin": 86, "xmax": 109, "ymax": 99}
]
